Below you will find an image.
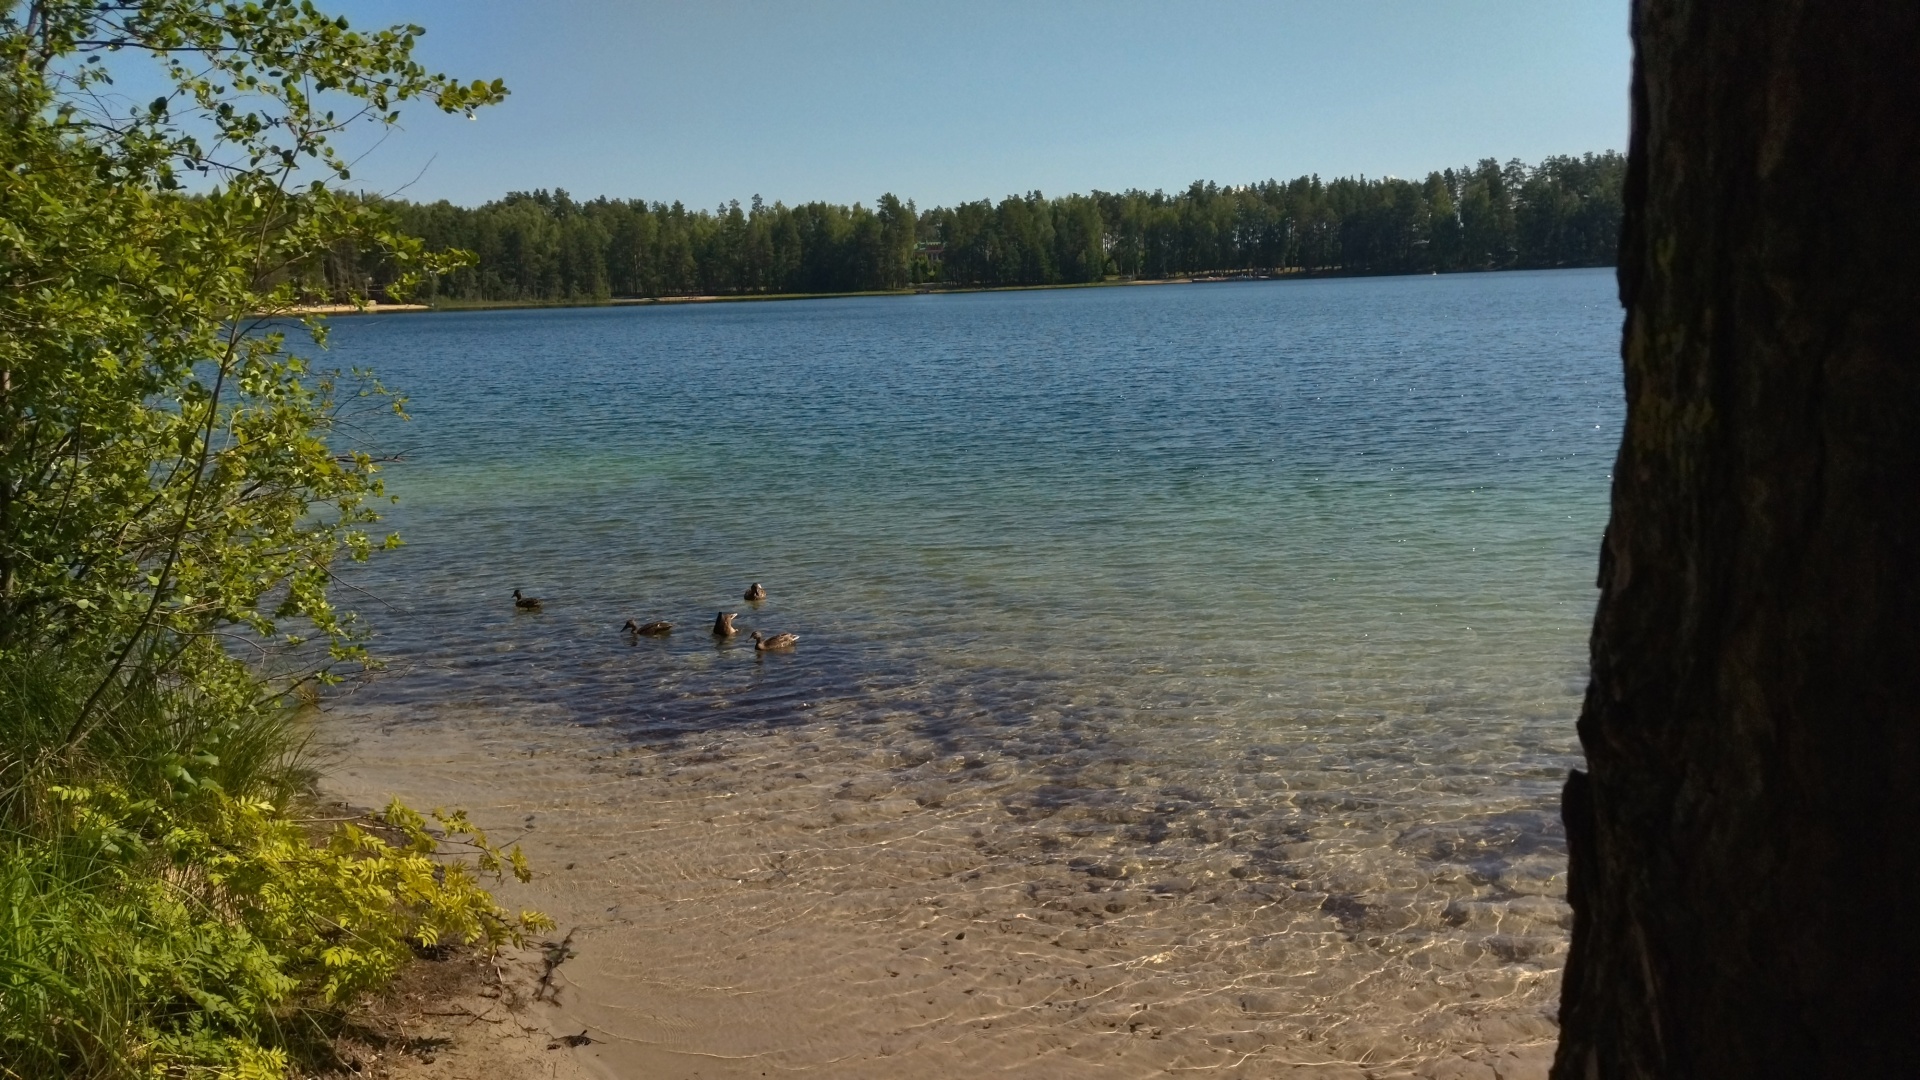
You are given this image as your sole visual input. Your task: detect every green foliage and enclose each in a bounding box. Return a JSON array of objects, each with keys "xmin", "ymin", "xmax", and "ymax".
[
  {"xmin": 322, "ymin": 152, "xmax": 1624, "ymax": 304},
  {"xmin": 0, "ymin": 649, "xmax": 549, "ymax": 1080},
  {"xmin": 0, "ymin": 790, "xmax": 549, "ymax": 1079},
  {"xmin": 2, "ymin": 1, "xmax": 505, "ymax": 695},
  {"xmin": 1, "ymin": 837, "xmax": 296, "ymax": 1080},
  {"xmin": 2, "ymin": 3, "xmax": 529, "ymax": 1077}
]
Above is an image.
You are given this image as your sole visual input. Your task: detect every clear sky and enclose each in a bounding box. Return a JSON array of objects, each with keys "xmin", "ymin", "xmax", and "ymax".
[{"xmin": 326, "ymin": 1, "xmax": 1630, "ymax": 210}]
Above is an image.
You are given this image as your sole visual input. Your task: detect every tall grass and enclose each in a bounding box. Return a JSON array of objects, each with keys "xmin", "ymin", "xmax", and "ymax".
[
  {"xmin": 1, "ymin": 648, "xmax": 296, "ymax": 1077},
  {"xmin": 1, "ymin": 645, "xmax": 304, "ymax": 830},
  {"xmin": 0, "ymin": 647, "xmax": 546, "ymax": 1079}
]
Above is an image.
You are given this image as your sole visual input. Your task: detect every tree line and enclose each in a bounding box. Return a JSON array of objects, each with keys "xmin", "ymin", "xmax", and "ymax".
[{"xmin": 325, "ymin": 152, "xmax": 1624, "ymax": 303}]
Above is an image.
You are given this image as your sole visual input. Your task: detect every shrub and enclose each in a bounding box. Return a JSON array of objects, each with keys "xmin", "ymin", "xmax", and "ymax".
[
  {"xmin": 1, "ymin": 5, "xmax": 520, "ymax": 1075},
  {"xmin": 0, "ymin": 655, "xmax": 549, "ymax": 1079}
]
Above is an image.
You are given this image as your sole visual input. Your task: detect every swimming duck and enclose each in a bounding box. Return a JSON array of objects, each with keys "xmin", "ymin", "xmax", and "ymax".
[
  {"xmin": 512, "ymin": 589, "xmax": 543, "ymax": 611},
  {"xmin": 712, "ymin": 611, "xmax": 739, "ymax": 637},
  {"xmin": 623, "ymin": 619, "xmax": 673, "ymax": 637},
  {"xmin": 743, "ymin": 582, "xmax": 767, "ymax": 602},
  {"xmin": 750, "ymin": 630, "xmax": 798, "ymax": 652}
]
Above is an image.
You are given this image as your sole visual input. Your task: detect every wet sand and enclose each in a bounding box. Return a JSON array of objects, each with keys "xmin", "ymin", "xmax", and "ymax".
[
  {"xmin": 323, "ymin": 946, "xmax": 597, "ymax": 1080},
  {"xmin": 322, "ymin": 706, "xmax": 1563, "ymax": 1080}
]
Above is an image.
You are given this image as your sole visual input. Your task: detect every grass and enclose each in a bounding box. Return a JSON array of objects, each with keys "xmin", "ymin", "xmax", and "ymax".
[{"xmin": 0, "ymin": 647, "xmax": 547, "ymax": 1080}]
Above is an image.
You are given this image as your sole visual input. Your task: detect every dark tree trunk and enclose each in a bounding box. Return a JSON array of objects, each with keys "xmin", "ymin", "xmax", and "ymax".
[{"xmin": 1553, "ymin": 3, "xmax": 1920, "ymax": 1077}]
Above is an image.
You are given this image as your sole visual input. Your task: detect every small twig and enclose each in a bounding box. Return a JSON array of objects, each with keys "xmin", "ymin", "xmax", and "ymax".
[
  {"xmin": 533, "ymin": 928, "xmax": 577, "ymax": 1004},
  {"xmin": 423, "ymin": 1006, "xmax": 504, "ymax": 1026}
]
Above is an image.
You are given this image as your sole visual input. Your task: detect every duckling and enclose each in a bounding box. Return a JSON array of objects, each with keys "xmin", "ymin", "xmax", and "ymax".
[
  {"xmin": 750, "ymin": 630, "xmax": 798, "ymax": 652},
  {"xmin": 712, "ymin": 611, "xmax": 739, "ymax": 637},
  {"xmin": 512, "ymin": 589, "xmax": 543, "ymax": 611},
  {"xmin": 623, "ymin": 618, "xmax": 673, "ymax": 637},
  {"xmin": 743, "ymin": 582, "xmax": 767, "ymax": 602}
]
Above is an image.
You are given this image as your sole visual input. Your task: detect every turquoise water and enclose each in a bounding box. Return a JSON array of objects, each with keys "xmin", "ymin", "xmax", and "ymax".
[
  {"xmin": 330, "ymin": 271, "xmax": 1617, "ymax": 739},
  {"xmin": 325, "ymin": 269, "xmax": 1620, "ymax": 1045}
]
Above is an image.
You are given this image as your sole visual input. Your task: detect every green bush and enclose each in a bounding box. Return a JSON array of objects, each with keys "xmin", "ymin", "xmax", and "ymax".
[
  {"xmin": 2, "ymin": 4, "xmax": 522, "ymax": 1076},
  {"xmin": 0, "ymin": 654, "xmax": 550, "ymax": 1080}
]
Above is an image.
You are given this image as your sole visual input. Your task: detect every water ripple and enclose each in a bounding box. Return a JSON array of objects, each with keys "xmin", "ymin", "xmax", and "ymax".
[{"xmin": 321, "ymin": 269, "xmax": 1620, "ymax": 1071}]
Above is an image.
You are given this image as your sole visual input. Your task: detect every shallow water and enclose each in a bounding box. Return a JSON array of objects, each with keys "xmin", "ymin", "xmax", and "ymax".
[{"xmin": 322, "ymin": 269, "xmax": 1621, "ymax": 1074}]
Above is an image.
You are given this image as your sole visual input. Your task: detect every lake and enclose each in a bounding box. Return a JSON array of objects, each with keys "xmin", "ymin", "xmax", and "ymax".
[{"xmin": 323, "ymin": 268, "xmax": 1621, "ymax": 1076}]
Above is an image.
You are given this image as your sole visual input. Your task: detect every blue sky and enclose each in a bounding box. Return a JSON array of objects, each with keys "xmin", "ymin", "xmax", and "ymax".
[{"xmin": 324, "ymin": 1, "xmax": 1629, "ymax": 209}]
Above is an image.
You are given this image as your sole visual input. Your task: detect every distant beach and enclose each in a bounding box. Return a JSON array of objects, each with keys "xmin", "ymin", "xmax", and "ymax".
[{"xmin": 258, "ymin": 301, "xmax": 432, "ymax": 316}]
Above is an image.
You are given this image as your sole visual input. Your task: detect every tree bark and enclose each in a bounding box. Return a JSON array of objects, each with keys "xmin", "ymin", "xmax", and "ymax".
[{"xmin": 1553, "ymin": 3, "xmax": 1920, "ymax": 1077}]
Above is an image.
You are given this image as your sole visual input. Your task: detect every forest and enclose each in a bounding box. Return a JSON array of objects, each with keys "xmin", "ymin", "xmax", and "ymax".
[{"xmin": 327, "ymin": 152, "xmax": 1624, "ymax": 303}]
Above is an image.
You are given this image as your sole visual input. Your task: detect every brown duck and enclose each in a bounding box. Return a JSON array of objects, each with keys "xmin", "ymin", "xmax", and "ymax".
[
  {"xmin": 712, "ymin": 611, "xmax": 739, "ymax": 637},
  {"xmin": 623, "ymin": 619, "xmax": 673, "ymax": 637},
  {"xmin": 743, "ymin": 582, "xmax": 767, "ymax": 602},
  {"xmin": 750, "ymin": 630, "xmax": 798, "ymax": 652},
  {"xmin": 512, "ymin": 589, "xmax": 543, "ymax": 611}
]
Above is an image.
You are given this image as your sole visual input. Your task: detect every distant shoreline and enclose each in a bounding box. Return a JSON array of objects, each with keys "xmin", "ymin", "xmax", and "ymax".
[
  {"xmin": 442, "ymin": 273, "xmax": 1183, "ymax": 312},
  {"xmin": 260, "ymin": 301, "xmax": 432, "ymax": 317},
  {"xmin": 317, "ymin": 263, "xmax": 1613, "ymax": 316}
]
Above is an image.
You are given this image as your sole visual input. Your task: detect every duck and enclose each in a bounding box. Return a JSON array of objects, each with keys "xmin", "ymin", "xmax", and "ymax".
[
  {"xmin": 512, "ymin": 589, "xmax": 544, "ymax": 611},
  {"xmin": 623, "ymin": 619, "xmax": 673, "ymax": 637},
  {"xmin": 712, "ymin": 611, "xmax": 739, "ymax": 637},
  {"xmin": 743, "ymin": 582, "xmax": 767, "ymax": 602},
  {"xmin": 750, "ymin": 630, "xmax": 798, "ymax": 652}
]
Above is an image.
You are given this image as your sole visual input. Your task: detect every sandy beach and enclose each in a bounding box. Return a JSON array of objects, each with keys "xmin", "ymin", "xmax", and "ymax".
[
  {"xmin": 259, "ymin": 302, "xmax": 433, "ymax": 317},
  {"xmin": 321, "ymin": 705, "xmax": 1561, "ymax": 1080}
]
